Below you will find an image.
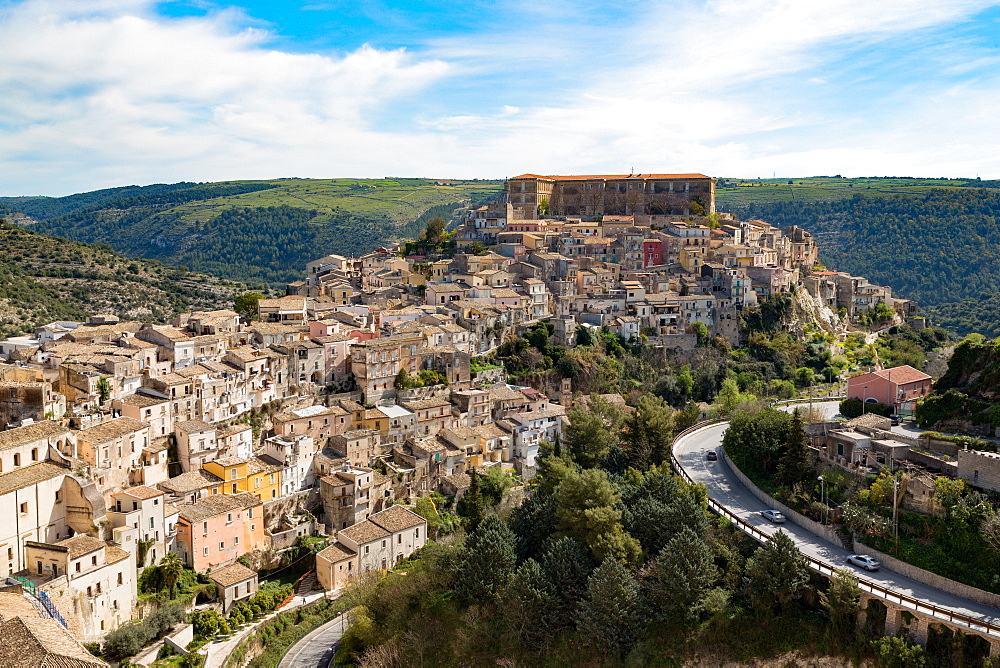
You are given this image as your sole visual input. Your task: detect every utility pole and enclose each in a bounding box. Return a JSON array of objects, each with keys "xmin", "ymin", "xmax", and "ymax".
[
  {"xmin": 892, "ymin": 472, "xmax": 899, "ymax": 555},
  {"xmin": 818, "ymin": 475, "xmax": 826, "ymax": 524}
]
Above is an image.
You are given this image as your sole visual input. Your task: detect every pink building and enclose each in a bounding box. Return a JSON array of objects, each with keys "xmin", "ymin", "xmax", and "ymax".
[
  {"xmin": 175, "ymin": 493, "xmax": 266, "ymax": 571},
  {"xmin": 847, "ymin": 365, "xmax": 933, "ymax": 412}
]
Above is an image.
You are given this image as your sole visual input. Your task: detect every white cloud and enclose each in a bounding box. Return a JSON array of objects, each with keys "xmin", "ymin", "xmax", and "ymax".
[{"xmin": 1, "ymin": 0, "xmax": 1000, "ymax": 195}]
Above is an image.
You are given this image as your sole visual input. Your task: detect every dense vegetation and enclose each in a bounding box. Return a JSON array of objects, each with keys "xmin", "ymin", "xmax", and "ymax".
[
  {"xmin": 724, "ymin": 406, "xmax": 1000, "ymax": 597},
  {"xmin": 0, "ymin": 221, "xmax": 244, "ymax": 338},
  {"xmin": 334, "ymin": 412, "xmax": 949, "ymax": 666},
  {"xmin": 718, "ymin": 188, "xmax": 1000, "ymax": 337},
  {"xmin": 4, "ymin": 178, "xmax": 501, "ymax": 286},
  {"xmin": 916, "ymin": 335, "xmax": 1000, "ymax": 434}
]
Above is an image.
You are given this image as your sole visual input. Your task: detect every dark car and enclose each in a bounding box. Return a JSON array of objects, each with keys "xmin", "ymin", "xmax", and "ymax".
[
  {"xmin": 706, "ymin": 451, "xmax": 718, "ymax": 461},
  {"xmin": 890, "ymin": 415, "xmax": 900, "ymax": 426}
]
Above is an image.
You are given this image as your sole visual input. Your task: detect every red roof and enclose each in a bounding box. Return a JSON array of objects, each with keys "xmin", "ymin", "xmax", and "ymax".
[
  {"xmin": 510, "ymin": 173, "xmax": 710, "ymax": 181},
  {"xmin": 874, "ymin": 365, "xmax": 932, "ymax": 385}
]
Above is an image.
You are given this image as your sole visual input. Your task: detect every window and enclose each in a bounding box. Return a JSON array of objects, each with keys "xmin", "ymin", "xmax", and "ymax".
[
  {"xmin": 381, "ymin": 540, "xmax": 386, "ymax": 548},
  {"xmin": 254, "ymin": 478, "xmax": 260, "ymax": 489},
  {"xmin": 118, "ymin": 572, "xmax": 123, "ymax": 585},
  {"xmin": 13, "ymin": 454, "xmax": 20, "ymax": 466},
  {"xmin": 220, "ymin": 541, "xmax": 225, "ymax": 550},
  {"xmin": 365, "ymin": 546, "xmax": 369, "ymax": 554},
  {"xmin": 96, "ymin": 583, "xmax": 102, "ymax": 594},
  {"xmin": 19, "ymin": 502, "xmax": 27, "ymax": 515},
  {"xmin": 92, "ymin": 556, "xmax": 97, "ymax": 566},
  {"xmin": 87, "ymin": 586, "xmax": 92, "ymax": 597},
  {"xmin": 269, "ymin": 474, "xmax": 275, "ymax": 484},
  {"xmin": 227, "ymin": 513, "xmax": 233, "ymax": 524},
  {"xmin": 55, "ymin": 490, "xmax": 62, "ymax": 503},
  {"xmin": 31, "ymin": 448, "xmax": 38, "ymax": 461},
  {"xmin": 248, "ymin": 507, "xmax": 253, "ymax": 519},
  {"xmin": 398, "ymin": 534, "xmax": 402, "ymax": 544},
  {"xmin": 75, "ymin": 561, "xmax": 81, "ymax": 573},
  {"xmin": 234, "ymin": 536, "xmax": 239, "ymax": 546},
  {"xmin": 204, "ymin": 546, "xmax": 209, "ymax": 556},
  {"xmin": 203, "ymin": 522, "xmax": 209, "ymax": 534},
  {"xmin": 251, "ymin": 524, "xmax": 256, "ymax": 531}
]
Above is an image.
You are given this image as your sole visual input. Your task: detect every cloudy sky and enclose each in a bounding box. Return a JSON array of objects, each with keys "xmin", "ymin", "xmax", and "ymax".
[{"xmin": 2, "ymin": 0, "xmax": 1000, "ymax": 195}]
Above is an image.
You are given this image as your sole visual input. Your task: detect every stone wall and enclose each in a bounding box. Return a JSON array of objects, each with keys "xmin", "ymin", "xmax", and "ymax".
[
  {"xmin": 268, "ymin": 520, "xmax": 315, "ymax": 552},
  {"xmin": 854, "ymin": 539, "xmax": 1000, "ymax": 610},
  {"xmin": 957, "ymin": 449, "xmax": 1000, "ymax": 493},
  {"xmin": 720, "ymin": 449, "xmax": 846, "ymax": 547},
  {"xmin": 262, "ymin": 488, "xmax": 320, "ymax": 533}
]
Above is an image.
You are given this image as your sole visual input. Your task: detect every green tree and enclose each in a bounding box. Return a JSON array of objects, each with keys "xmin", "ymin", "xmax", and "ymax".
[
  {"xmin": 96, "ymin": 376, "xmax": 111, "ymax": 406},
  {"xmin": 675, "ymin": 400, "xmax": 702, "ymax": 432},
  {"xmin": 457, "ymin": 471, "xmax": 486, "ymax": 533},
  {"xmin": 553, "ymin": 469, "xmax": 641, "ymax": 565},
  {"xmin": 233, "ymin": 291, "xmax": 264, "ymax": 321},
  {"xmin": 873, "ymin": 636, "xmax": 927, "ymax": 668},
  {"xmin": 644, "ymin": 526, "xmax": 718, "ymax": 626},
  {"xmin": 159, "ymin": 552, "xmax": 185, "ymax": 600},
  {"xmin": 509, "ymin": 491, "xmax": 557, "ymax": 562},
  {"xmin": 744, "ymin": 530, "xmax": 810, "ymax": 613},
  {"xmin": 393, "ymin": 368, "xmax": 415, "ymax": 390},
  {"xmin": 480, "ymin": 466, "xmax": 514, "ymax": 506},
  {"xmin": 540, "ymin": 536, "xmax": 593, "ymax": 630},
  {"xmin": 714, "ymin": 376, "xmax": 757, "ymax": 417},
  {"xmin": 537, "ymin": 198, "xmax": 550, "ymax": 216},
  {"xmin": 421, "ymin": 216, "xmax": 446, "ymax": 244},
  {"xmin": 564, "ymin": 395, "xmax": 623, "ymax": 468},
  {"xmin": 775, "ymin": 411, "xmax": 813, "ymax": 490},
  {"xmin": 723, "ymin": 408, "xmax": 794, "ymax": 478},
  {"xmin": 501, "ymin": 558, "xmax": 555, "ymax": 649},
  {"xmin": 820, "ymin": 569, "xmax": 861, "ymax": 639},
  {"xmin": 624, "ymin": 394, "xmax": 676, "ymax": 468},
  {"xmin": 691, "ymin": 321, "xmax": 709, "ymax": 346},
  {"xmin": 575, "ymin": 558, "xmax": 640, "ymax": 659},
  {"xmin": 454, "ymin": 514, "xmax": 517, "ymax": 606}
]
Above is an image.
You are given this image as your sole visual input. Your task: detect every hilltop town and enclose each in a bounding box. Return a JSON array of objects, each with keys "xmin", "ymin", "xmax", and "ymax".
[{"xmin": 0, "ymin": 172, "xmax": 925, "ymax": 663}]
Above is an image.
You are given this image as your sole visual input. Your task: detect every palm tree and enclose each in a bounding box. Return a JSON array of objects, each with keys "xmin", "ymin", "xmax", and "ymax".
[{"xmin": 159, "ymin": 553, "xmax": 185, "ymax": 600}]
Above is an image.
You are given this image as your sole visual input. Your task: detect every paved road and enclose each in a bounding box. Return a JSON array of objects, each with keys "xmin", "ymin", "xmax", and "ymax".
[
  {"xmin": 674, "ymin": 420, "xmax": 1000, "ymax": 627},
  {"xmin": 278, "ymin": 613, "xmax": 348, "ymax": 668}
]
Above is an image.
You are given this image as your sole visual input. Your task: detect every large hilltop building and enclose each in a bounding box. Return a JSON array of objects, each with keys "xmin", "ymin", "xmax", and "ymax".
[{"xmin": 505, "ymin": 172, "xmax": 716, "ymax": 219}]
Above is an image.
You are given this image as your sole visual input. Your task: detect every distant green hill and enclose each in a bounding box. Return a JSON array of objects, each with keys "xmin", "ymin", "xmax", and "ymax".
[
  {"xmin": 716, "ymin": 181, "xmax": 1000, "ymax": 338},
  {"xmin": 716, "ymin": 175, "xmax": 999, "ymax": 209},
  {"xmin": 2, "ymin": 178, "xmax": 502, "ymax": 286},
  {"xmin": 0, "ymin": 221, "xmax": 245, "ymax": 339}
]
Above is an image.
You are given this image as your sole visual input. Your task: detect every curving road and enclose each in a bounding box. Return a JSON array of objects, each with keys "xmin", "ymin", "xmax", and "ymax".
[
  {"xmin": 278, "ymin": 613, "xmax": 347, "ymax": 668},
  {"xmin": 674, "ymin": 418, "xmax": 1000, "ymax": 631}
]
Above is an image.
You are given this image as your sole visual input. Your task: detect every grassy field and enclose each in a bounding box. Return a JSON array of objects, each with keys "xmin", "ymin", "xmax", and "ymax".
[
  {"xmin": 168, "ymin": 178, "xmax": 502, "ymax": 225},
  {"xmin": 716, "ymin": 176, "xmax": 985, "ymax": 209}
]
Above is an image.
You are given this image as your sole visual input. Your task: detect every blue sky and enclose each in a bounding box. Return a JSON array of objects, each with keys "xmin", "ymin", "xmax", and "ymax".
[{"xmin": 2, "ymin": 0, "xmax": 1000, "ymax": 195}]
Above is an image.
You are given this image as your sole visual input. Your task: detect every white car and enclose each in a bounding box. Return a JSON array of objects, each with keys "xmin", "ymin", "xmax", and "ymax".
[
  {"xmin": 847, "ymin": 554, "xmax": 881, "ymax": 571},
  {"xmin": 760, "ymin": 510, "xmax": 786, "ymax": 524}
]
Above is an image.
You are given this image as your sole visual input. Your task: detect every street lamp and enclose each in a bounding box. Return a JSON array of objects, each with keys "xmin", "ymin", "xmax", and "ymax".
[
  {"xmin": 862, "ymin": 385, "xmax": 868, "ymax": 414},
  {"xmin": 818, "ymin": 475, "xmax": 827, "ymax": 524}
]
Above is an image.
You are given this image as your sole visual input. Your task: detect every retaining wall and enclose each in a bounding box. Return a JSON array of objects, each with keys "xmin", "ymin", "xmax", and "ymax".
[
  {"xmin": 720, "ymin": 449, "xmax": 845, "ymax": 547},
  {"xmin": 853, "ymin": 539, "xmax": 1000, "ymax": 610}
]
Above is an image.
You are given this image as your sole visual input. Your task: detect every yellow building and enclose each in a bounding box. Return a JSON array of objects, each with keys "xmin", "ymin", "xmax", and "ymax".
[
  {"xmin": 203, "ymin": 457, "xmax": 250, "ymax": 496},
  {"xmin": 247, "ymin": 455, "xmax": 284, "ymax": 501},
  {"xmin": 203, "ymin": 455, "xmax": 283, "ymax": 501}
]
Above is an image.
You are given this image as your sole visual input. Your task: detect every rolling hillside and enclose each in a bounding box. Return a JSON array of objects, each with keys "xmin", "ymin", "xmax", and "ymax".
[
  {"xmin": 2, "ymin": 178, "xmax": 502, "ymax": 286},
  {"xmin": 0, "ymin": 221, "xmax": 246, "ymax": 339}
]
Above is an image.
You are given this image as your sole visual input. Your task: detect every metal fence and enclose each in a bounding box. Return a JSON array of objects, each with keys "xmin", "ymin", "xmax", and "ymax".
[{"xmin": 671, "ymin": 420, "xmax": 1000, "ymax": 640}]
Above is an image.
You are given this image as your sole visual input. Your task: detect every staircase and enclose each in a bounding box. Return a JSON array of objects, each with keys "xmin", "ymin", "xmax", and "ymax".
[
  {"xmin": 833, "ymin": 524, "xmax": 854, "ymax": 551},
  {"xmin": 9, "ymin": 577, "xmax": 68, "ymax": 628},
  {"xmin": 295, "ymin": 570, "xmax": 317, "ymax": 597}
]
